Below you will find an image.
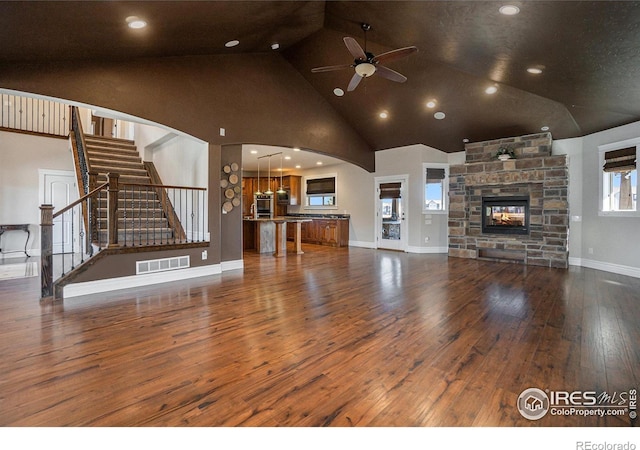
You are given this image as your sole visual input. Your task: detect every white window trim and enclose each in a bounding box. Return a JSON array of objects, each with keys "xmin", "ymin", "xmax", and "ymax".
[
  {"xmin": 303, "ymin": 172, "xmax": 338, "ymax": 210},
  {"xmin": 422, "ymin": 162, "xmax": 449, "ymax": 215},
  {"xmin": 598, "ymin": 138, "xmax": 639, "ymax": 218}
]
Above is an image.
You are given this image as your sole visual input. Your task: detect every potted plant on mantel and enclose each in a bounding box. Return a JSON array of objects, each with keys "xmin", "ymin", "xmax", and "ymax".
[{"xmin": 496, "ymin": 146, "xmax": 516, "ymax": 161}]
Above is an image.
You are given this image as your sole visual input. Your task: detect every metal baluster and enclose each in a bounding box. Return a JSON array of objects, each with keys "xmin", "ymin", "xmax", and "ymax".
[
  {"xmin": 153, "ymin": 187, "xmax": 156, "ymax": 245},
  {"xmin": 138, "ymin": 186, "xmax": 142, "ymax": 245},
  {"xmin": 98, "ymin": 191, "xmax": 103, "ymax": 250},
  {"xmin": 171, "ymin": 188, "xmax": 175, "ymax": 244},
  {"xmin": 201, "ymin": 190, "xmax": 205, "ymax": 242},
  {"xmin": 191, "ymin": 189, "xmax": 195, "ymax": 244},
  {"xmin": 71, "ymin": 208, "xmax": 75, "ymax": 269},
  {"xmin": 60, "ymin": 210, "xmax": 65, "ymax": 276},
  {"xmin": 81, "ymin": 200, "xmax": 86, "ymax": 263},
  {"xmin": 146, "ymin": 187, "xmax": 150, "ymax": 245},
  {"xmin": 182, "ymin": 189, "xmax": 185, "ymax": 243},
  {"xmin": 123, "ymin": 185, "xmax": 127, "ymax": 247}
]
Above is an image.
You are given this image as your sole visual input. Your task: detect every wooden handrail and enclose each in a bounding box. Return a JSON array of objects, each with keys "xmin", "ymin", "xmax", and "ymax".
[{"xmin": 53, "ymin": 182, "xmax": 108, "ymax": 219}]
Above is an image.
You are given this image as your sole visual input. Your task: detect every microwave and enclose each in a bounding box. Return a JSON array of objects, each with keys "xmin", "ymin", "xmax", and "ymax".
[{"xmin": 276, "ymin": 190, "xmax": 291, "ymax": 205}]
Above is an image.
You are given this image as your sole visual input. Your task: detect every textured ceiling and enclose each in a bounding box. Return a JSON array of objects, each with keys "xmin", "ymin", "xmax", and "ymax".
[{"xmin": 2, "ymin": 0, "xmax": 640, "ymax": 153}]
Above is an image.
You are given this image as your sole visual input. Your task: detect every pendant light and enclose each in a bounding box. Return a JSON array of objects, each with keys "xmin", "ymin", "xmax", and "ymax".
[
  {"xmin": 277, "ymin": 153, "xmax": 286, "ymax": 194},
  {"xmin": 264, "ymin": 156, "xmax": 273, "ymax": 195},
  {"xmin": 254, "ymin": 158, "xmax": 262, "ymax": 195}
]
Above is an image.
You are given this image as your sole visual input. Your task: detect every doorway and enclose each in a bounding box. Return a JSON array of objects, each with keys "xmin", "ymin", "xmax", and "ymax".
[
  {"xmin": 39, "ymin": 169, "xmax": 79, "ymax": 254},
  {"xmin": 375, "ymin": 176, "xmax": 408, "ymax": 251}
]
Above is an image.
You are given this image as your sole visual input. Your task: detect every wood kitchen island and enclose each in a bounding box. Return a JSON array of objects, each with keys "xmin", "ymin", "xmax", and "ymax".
[
  {"xmin": 243, "ymin": 214, "xmax": 350, "ymax": 256},
  {"xmin": 243, "ymin": 217, "xmax": 311, "ymax": 257}
]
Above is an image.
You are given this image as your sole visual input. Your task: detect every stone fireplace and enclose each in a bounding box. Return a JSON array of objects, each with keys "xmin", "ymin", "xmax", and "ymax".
[{"xmin": 448, "ymin": 132, "xmax": 569, "ymax": 268}]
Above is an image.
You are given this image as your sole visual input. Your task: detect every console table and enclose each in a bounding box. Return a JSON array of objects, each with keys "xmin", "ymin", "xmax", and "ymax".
[{"xmin": 0, "ymin": 224, "xmax": 31, "ymax": 257}]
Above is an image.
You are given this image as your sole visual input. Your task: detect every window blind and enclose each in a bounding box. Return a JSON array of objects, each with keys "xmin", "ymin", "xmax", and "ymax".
[
  {"xmin": 603, "ymin": 147, "xmax": 636, "ymax": 172},
  {"xmin": 379, "ymin": 182, "xmax": 401, "ymax": 199},
  {"xmin": 426, "ymin": 168, "xmax": 446, "ymax": 183},
  {"xmin": 306, "ymin": 177, "xmax": 335, "ymax": 195}
]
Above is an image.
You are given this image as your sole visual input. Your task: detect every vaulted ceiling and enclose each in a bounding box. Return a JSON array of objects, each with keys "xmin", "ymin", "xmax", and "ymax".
[{"xmin": 2, "ymin": 0, "xmax": 640, "ymax": 153}]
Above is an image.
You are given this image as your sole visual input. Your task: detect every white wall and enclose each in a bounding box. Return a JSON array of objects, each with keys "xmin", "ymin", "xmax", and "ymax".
[
  {"xmin": 0, "ymin": 131, "xmax": 73, "ymax": 256},
  {"xmin": 552, "ymin": 137, "xmax": 583, "ymax": 262},
  {"xmin": 579, "ymin": 122, "xmax": 640, "ymax": 275},
  {"xmin": 133, "ymin": 123, "xmax": 209, "ymax": 240}
]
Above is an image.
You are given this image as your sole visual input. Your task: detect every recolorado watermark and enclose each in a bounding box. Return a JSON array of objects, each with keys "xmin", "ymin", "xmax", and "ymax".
[
  {"xmin": 576, "ymin": 442, "xmax": 636, "ymax": 450},
  {"xmin": 517, "ymin": 387, "xmax": 637, "ymax": 421}
]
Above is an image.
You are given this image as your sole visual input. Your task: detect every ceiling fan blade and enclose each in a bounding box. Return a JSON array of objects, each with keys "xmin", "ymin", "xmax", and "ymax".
[
  {"xmin": 311, "ymin": 64, "xmax": 353, "ymax": 73},
  {"xmin": 374, "ymin": 46, "xmax": 418, "ymax": 64},
  {"xmin": 375, "ymin": 65, "xmax": 407, "ymax": 83},
  {"xmin": 343, "ymin": 37, "xmax": 366, "ymax": 60},
  {"xmin": 347, "ymin": 72, "xmax": 363, "ymax": 91}
]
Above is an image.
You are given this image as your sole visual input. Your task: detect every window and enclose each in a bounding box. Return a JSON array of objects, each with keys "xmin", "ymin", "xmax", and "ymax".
[
  {"xmin": 599, "ymin": 140, "xmax": 638, "ymax": 216},
  {"xmin": 423, "ymin": 163, "xmax": 449, "ymax": 213},
  {"xmin": 305, "ymin": 175, "xmax": 337, "ymax": 208}
]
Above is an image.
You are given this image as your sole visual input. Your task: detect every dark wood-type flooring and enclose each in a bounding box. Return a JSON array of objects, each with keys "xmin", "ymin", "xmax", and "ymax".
[{"xmin": 0, "ymin": 245, "xmax": 638, "ymax": 426}]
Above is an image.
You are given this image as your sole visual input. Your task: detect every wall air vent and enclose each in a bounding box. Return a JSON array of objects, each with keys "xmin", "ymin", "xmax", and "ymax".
[{"xmin": 136, "ymin": 256, "xmax": 190, "ymax": 275}]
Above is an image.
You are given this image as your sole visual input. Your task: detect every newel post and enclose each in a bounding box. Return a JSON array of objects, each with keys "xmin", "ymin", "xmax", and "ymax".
[
  {"xmin": 40, "ymin": 204, "xmax": 54, "ymax": 301},
  {"xmin": 107, "ymin": 172, "xmax": 120, "ymax": 248}
]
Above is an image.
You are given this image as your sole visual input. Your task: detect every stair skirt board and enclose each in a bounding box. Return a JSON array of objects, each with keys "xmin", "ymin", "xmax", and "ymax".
[{"xmin": 63, "ymin": 260, "xmax": 245, "ymax": 299}]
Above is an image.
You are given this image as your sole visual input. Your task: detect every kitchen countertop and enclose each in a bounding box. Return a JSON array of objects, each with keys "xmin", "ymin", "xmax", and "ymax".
[{"xmin": 243, "ymin": 217, "xmax": 312, "ymax": 222}]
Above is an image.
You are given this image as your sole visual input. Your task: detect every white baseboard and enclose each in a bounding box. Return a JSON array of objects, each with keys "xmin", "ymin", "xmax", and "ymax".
[
  {"xmin": 64, "ymin": 263, "xmax": 223, "ymax": 298},
  {"xmin": 406, "ymin": 246, "xmax": 449, "ymax": 254},
  {"xmin": 348, "ymin": 240, "xmax": 376, "ymax": 249},
  {"xmin": 221, "ymin": 259, "xmax": 244, "ymax": 271},
  {"xmin": 569, "ymin": 257, "xmax": 640, "ymax": 279}
]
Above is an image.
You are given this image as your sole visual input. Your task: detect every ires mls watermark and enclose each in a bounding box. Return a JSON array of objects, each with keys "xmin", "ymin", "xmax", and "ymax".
[{"xmin": 517, "ymin": 387, "xmax": 637, "ymax": 421}]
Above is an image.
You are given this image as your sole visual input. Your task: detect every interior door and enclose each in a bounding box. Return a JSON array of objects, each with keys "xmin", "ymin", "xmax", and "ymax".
[
  {"xmin": 41, "ymin": 171, "xmax": 78, "ymax": 254},
  {"xmin": 376, "ymin": 178, "xmax": 407, "ymax": 251}
]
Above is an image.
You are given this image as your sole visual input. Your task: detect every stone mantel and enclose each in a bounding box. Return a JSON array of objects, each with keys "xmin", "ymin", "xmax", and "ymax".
[{"xmin": 448, "ymin": 133, "xmax": 569, "ymax": 268}]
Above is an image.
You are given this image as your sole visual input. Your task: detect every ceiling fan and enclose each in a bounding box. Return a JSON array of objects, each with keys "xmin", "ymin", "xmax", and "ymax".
[{"xmin": 311, "ymin": 23, "xmax": 418, "ymax": 92}]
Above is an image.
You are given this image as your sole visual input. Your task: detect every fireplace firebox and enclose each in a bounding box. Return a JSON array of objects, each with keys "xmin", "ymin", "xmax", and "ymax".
[{"xmin": 482, "ymin": 196, "xmax": 529, "ymax": 235}]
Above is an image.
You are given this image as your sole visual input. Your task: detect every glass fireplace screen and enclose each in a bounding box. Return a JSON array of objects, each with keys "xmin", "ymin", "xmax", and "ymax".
[{"xmin": 481, "ymin": 196, "xmax": 530, "ymax": 235}]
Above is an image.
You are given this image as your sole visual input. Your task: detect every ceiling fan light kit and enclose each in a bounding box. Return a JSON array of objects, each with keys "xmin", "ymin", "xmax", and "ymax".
[{"xmin": 311, "ymin": 22, "xmax": 418, "ymax": 92}]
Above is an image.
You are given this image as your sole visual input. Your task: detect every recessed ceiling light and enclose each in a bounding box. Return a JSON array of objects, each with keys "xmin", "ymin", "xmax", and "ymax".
[
  {"xmin": 426, "ymin": 100, "xmax": 437, "ymax": 109},
  {"xmin": 126, "ymin": 16, "xmax": 147, "ymax": 29},
  {"xmin": 295, "ymin": 165, "xmax": 301, "ymax": 169},
  {"xmin": 434, "ymin": 111, "xmax": 446, "ymax": 120},
  {"xmin": 284, "ymin": 156, "xmax": 291, "ymax": 160},
  {"xmin": 463, "ymin": 138, "xmax": 470, "ymax": 143},
  {"xmin": 499, "ymin": 5, "xmax": 520, "ymax": 16},
  {"xmin": 379, "ymin": 111, "xmax": 389, "ymax": 119},
  {"xmin": 527, "ymin": 67, "xmax": 543, "ymax": 74},
  {"xmin": 225, "ymin": 40, "xmax": 240, "ymax": 48},
  {"xmin": 333, "ymin": 88, "xmax": 345, "ymax": 97},
  {"xmin": 271, "ymin": 43, "xmax": 280, "ymax": 50},
  {"xmin": 293, "ymin": 147, "xmax": 300, "ymax": 152},
  {"xmin": 250, "ymin": 150, "xmax": 258, "ymax": 154},
  {"xmin": 485, "ymin": 85, "xmax": 498, "ymax": 94},
  {"xmin": 541, "ymin": 126, "xmax": 550, "ymax": 131},
  {"xmin": 316, "ymin": 161, "xmax": 323, "ymax": 165}
]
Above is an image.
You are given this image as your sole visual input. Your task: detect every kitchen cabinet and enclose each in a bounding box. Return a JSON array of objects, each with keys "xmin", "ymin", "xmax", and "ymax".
[
  {"xmin": 242, "ymin": 176, "xmax": 300, "ymax": 216},
  {"xmin": 288, "ymin": 218, "xmax": 348, "ymax": 247},
  {"xmin": 282, "ymin": 175, "xmax": 301, "ymax": 206}
]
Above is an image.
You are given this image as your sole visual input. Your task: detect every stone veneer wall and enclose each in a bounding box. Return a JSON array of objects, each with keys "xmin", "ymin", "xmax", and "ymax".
[{"xmin": 448, "ymin": 132, "xmax": 569, "ymax": 268}]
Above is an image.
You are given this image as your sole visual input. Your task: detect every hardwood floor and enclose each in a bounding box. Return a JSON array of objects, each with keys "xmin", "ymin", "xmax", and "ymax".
[{"xmin": 0, "ymin": 245, "xmax": 638, "ymax": 427}]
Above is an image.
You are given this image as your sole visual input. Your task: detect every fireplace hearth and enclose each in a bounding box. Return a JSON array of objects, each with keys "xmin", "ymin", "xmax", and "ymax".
[{"xmin": 482, "ymin": 196, "xmax": 529, "ymax": 235}]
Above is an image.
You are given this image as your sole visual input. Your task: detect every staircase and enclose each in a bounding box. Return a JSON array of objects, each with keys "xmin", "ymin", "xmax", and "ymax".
[{"xmin": 84, "ymin": 135, "xmax": 174, "ymax": 246}]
